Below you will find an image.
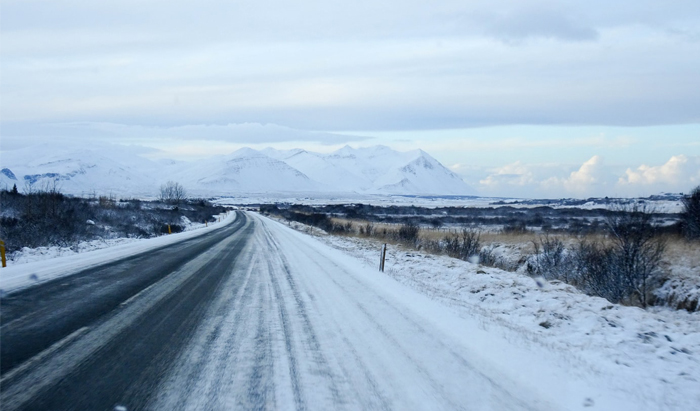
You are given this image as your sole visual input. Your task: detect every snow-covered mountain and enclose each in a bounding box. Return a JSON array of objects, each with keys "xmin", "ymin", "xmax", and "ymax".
[
  {"xmin": 0, "ymin": 144, "xmax": 473, "ymax": 197},
  {"xmin": 0, "ymin": 145, "xmax": 159, "ymax": 196},
  {"xmin": 264, "ymin": 145, "xmax": 473, "ymax": 195},
  {"xmin": 167, "ymin": 148, "xmax": 322, "ymax": 195},
  {"xmin": 262, "ymin": 148, "xmax": 370, "ymax": 192}
]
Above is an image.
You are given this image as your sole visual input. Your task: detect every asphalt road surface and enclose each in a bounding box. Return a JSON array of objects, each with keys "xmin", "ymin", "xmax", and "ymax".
[{"xmin": 1, "ymin": 212, "xmax": 543, "ymax": 411}]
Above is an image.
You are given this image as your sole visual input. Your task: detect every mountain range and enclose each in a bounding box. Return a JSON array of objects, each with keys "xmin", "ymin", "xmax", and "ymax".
[{"xmin": 0, "ymin": 144, "xmax": 474, "ymax": 197}]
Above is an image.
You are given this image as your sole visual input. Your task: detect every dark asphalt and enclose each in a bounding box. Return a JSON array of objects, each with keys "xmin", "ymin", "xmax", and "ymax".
[{"xmin": 0, "ymin": 211, "xmax": 254, "ymax": 411}]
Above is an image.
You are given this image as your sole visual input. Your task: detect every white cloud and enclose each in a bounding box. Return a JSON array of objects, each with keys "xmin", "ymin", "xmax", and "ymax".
[
  {"xmin": 478, "ymin": 155, "xmax": 616, "ymax": 197},
  {"xmin": 1, "ymin": 1, "xmax": 699, "ymax": 129},
  {"xmin": 472, "ymin": 154, "xmax": 700, "ymax": 198},
  {"xmin": 479, "ymin": 161, "xmax": 535, "ymax": 187},
  {"xmin": 1, "ymin": 122, "xmax": 369, "ymax": 145},
  {"xmin": 619, "ymin": 155, "xmax": 700, "ymax": 192},
  {"xmin": 562, "ymin": 155, "xmax": 611, "ymax": 193}
]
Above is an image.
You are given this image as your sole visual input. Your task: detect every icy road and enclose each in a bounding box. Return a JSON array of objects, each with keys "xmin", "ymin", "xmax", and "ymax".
[{"xmin": 1, "ymin": 212, "xmax": 629, "ymax": 410}]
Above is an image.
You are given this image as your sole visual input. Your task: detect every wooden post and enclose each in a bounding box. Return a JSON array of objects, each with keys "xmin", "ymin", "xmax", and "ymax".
[
  {"xmin": 0, "ymin": 240, "xmax": 6, "ymax": 268},
  {"xmin": 379, "ymin": 243, "xmax": 387, "ymax": 272}
]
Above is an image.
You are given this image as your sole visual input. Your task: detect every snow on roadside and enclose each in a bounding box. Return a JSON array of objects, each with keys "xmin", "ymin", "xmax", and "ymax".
[
  {"xmin": 0, "ymin": 211, "xmax": 236, "ymax": 294},
  {"xmin": 290, "ymin": 224, "xmax": 700, "ymax": 410},
  {"xmin": 9, "ymin": 238, "xmax": 140, "ymax": 265},
  {"xmin": 7, "ymin": 214, "xmax": 217, "ymax": 266}
]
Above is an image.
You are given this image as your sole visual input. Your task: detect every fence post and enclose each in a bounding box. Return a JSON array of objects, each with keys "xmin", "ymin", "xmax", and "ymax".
[
  {"xmin": 0, "ymin": 240, "xmax": 6, "ymax": 268},
  {"xmin": 379, "ymin": 243, "xmax": 387, "ymax": 272}
]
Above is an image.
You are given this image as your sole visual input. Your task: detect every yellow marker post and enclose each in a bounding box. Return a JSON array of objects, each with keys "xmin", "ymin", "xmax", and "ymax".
[
  {"xmin": 0, "ymin": 240, "xmax": 7, "ymax": 268},
  {"xmin": 168, "ymin": 224, "xmax": 172, "ymax": 234}
]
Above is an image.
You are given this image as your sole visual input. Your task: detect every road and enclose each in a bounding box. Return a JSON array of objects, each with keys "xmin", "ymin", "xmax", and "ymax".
[{"xmin": 1, "ymin": 212, "xmax": 545, "ymax": 411}]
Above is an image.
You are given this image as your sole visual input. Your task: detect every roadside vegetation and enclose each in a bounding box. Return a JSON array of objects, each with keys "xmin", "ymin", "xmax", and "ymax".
[
  {"xmin": 0, "ymin": 182, "xmax": 227, "ymax": 257},
  {"xmin": 261, "ymin": 189, "xmax": 700, "ymax": 311}
]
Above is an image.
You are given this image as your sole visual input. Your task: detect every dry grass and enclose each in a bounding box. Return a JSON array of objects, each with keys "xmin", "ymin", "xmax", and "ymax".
[
  {"xmin": 659, "ymin": 235, "xmax": 700, "ymax": 271},
  {"xmin": 328, "ymin": 216, "xmax": 700, "ymax": 271}
]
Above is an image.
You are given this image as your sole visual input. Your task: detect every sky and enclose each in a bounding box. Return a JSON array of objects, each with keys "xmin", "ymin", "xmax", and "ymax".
[{"xmin": 1, "ymin": 0, "xmax": 699, "ymax": 198}]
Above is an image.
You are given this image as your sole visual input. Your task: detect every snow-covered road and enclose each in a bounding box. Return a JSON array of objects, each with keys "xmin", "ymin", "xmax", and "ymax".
[
  {"xmin": 2, "ymin": 212, "xmax": 639, "ymax": 410},
  {"xmin": 151, "ymin": 214, "xmax": 542, "ymax": 410}
]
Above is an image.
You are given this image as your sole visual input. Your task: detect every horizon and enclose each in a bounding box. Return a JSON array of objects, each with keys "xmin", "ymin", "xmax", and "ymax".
[{"xmin": 0, "ymin": 141, "xmax": 695, "ymax": 200}]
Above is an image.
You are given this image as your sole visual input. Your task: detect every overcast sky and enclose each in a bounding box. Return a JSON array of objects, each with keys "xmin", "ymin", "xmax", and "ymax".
[{"xmin": 2, "ymin": 0, "xmax": 699, "ymax": 198}]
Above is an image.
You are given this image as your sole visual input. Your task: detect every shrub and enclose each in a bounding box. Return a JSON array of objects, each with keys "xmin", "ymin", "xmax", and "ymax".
[
  {"xmin": 681, "ymin": 185, "xmax": 700, "ymax": 239},
  {"xmin": 526, "ymin": 206, "xmax": 666, "ymax": 307},
  {"xmin": 605, "ymin": 206, "xmax": 666, "ymax": 307},
  {"xmin": 159, "ymin": 181, "xmax": 187, "ymax": 205},
  {"xmin": 573, "ymin": 240, "xmax": 621, "ymax": 302},
  {"xmin": 360, "ymin": 222, "xmax": 374, "ymax": 237},
  {"xmin": 528, "ymin": 235, "xmax": 574, "ymax": 282},
  {"xmin": 443, "ymin": 229, "xmax": 481, "ymax": 260},
  {"xmin": 397, "ymin": 222, "xmax": 419, "ymax": 245}
]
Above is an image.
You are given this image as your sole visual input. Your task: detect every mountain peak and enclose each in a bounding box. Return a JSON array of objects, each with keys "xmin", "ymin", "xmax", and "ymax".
[{"xmin": 228, "ymin": 147, "xmax": 265, "ymax": 159}]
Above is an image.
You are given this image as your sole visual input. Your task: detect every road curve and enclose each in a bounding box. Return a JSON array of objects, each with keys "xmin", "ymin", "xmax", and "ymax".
[{"xmin": 1, "ymin": 212, "xmax": 545, "ymax": 411}]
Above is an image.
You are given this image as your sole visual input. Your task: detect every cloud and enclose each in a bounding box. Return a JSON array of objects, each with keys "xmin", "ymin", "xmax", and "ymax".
[
  {"xmin": 477, "ymin": 156, "xmax": 615, "ymax": 196},
  {"xmin": 478, "ymin": 6, "xmax": 599, "ymax": 42},
  {"xmin": 620, "ymin": 155, "xmax": 700, "ymax": 190},
  {"xmin": 561, "ymin": 155, "xmax": 612, "ymax": 193},
  {"xmin": 2, "ymin": 1, "xmax": 700, "ymax": 130},
  {"xmin": 479, "ymin": 161, "xmax": 535, "ymax": 187},
  {"xmin": 0, "ymin": 122, "xmax": 369, "ymax": 146},
  {"xmin": 472, "ymin": 154, "xmax": 700, "ymax": 198}
]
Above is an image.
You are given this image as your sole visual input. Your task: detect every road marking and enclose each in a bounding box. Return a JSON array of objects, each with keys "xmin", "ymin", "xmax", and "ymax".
[{"xmin": 1, "ymin": 326, "xmax": 90, "ymax": 384}]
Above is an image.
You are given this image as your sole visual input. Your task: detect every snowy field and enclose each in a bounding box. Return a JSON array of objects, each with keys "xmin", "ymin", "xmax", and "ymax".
[{"xmin": 280, "ymin": 218, "xmax": 700, "ymax": 410}]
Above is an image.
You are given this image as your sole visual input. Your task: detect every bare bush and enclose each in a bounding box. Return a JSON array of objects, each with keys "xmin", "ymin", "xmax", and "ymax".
[
  {"xmin": 528, "ymin": 235, "xmax": 574, "ymax": 282},
  {"xmin": 443, "ymin": 229, "xmax": 481, "ymax": 260},
  {"xmin": 397, "ymin": 222, "xmax": 419, "ymax": 245},
  {"xmin": 159, "ymin": 181, "xmax": 187, "ymax": 204},
  {"xmin": 527, "ymin": 206, "xmax": 666, "ymax": 307},
  {"xmin": 573, "ymin": 240, "xmax": 622, "ymax": 302},
  {"xmin": 605, "ymin": 206, "xmax": 666, "ymax": 307}
]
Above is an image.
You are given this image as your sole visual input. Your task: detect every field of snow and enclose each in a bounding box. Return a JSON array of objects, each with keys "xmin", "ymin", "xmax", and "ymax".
[{"xmin": 281, "ymin": 219, "xmax": 700, "ymax": 410}]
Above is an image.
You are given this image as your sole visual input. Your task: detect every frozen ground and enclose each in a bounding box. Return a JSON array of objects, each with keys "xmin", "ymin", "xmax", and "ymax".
[
  {"xmin": 282, "ymin": 219, "xmax": 700, "ymax": 410},
  {"xmin": 0, "ymin": 211, "xmax": 235, "ymax": 293}
]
